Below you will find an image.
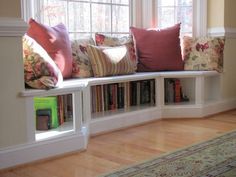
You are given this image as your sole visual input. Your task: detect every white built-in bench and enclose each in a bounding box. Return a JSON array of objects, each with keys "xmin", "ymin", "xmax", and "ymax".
[
  {"xmin": 21, "ymin": 70, "xmax": 222, "ymax": 136},
  {"xmin": 2, "ymin": 70, "xmax": 223, "ymax": 170}
]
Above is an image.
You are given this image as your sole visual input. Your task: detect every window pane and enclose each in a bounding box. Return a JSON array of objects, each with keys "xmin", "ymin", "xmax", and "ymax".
[
  {"xmin": 112, "ymin": 0, "xmax": 129, "ymax": 5},
  {"xmin": 40, "ymin": 0, "xmax": 67, "ymax": 26},
  {"xmin": 69, "ymin": 33, "xmax": 91, "ymax": 39},
  {"xmin": 158, "ymin": 7, "xmax": 175, "ymax": 29},
  {"xmin": 177, "ymin": 0, "xmax": 192, "ymax": 6},
  {"xmin": 112, "ymin": 5, "xmax": 129, "ymax": 32},
  {"xmin": 92, "ymin": 0, "xmax": 111, "ymax": 3},
  {"xmin": 68, "ymin": 2, "xmax": 90, "ymax": 32},
  {"xmin": 157, "ymin": 0, "xmax": 193, "ymax": 35},
  {"xmin": 37, "ymin": 0, "xmax": 130, "ymax": 38},
  {"xmin": 177, "ymin": 7, "xmax": 192, "ymax": 33},
  {"xmin": 92, "ymin": 4, "xmax": 111, "ymax": 32},
  {"xmin": 158, "ymin": 0, "xmax": 175, "ymax": 6}
]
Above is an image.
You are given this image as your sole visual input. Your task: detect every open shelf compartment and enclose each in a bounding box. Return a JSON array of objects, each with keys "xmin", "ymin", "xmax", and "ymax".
[
  {"xmin": 34, "ymin": 93, "xmax": 75, "ymax": 141},
  {"xmin": 164, "ymin": 77, "xmax": 196, "ymax": 106},
  {"xmin": 90, "ymin": 79, "xmax": 156, "ymax": 119}
]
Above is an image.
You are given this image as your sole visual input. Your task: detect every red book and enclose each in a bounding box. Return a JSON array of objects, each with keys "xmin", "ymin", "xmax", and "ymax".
[{"xmin": 174, "ymin": 79, "xmax": 181, "ymax": 102}]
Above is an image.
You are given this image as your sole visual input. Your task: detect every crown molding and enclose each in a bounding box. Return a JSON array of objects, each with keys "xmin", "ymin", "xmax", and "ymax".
[
  {"xmin": 0, "ymin": 17, "xmax": 28, "ymax": 37},
  {"xmin": 208, "ymin": 27, "xmax": 236, "ymax": 38}
]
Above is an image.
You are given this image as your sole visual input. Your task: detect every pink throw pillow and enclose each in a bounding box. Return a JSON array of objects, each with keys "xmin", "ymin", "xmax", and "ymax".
[
  {"xmin": 130, "ymin": 24, "xmax": 184, "ymax": 71},
  {"xmin": 27, "ymin": 18, "xmax": 73, "ymax": 78}
]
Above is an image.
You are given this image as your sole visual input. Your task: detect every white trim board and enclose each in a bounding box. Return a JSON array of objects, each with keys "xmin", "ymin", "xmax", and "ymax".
[
  {"xmin": 208, "ymin": 27, "xmax": 236, "ymax": 38},
  {"xmin": 90, "ymin": 107, "xmax": 162, "ymax": 135},
  {"xmin": 0, "ymin": 17, "xmax": 28, "ymax": 37},
  {"xmin": 0, "ymin": 131, "xmax": 88, "ymax": 170},
  {"xmin": 203, "ymin": 98, "xmax": 236, "ymax": 116}
]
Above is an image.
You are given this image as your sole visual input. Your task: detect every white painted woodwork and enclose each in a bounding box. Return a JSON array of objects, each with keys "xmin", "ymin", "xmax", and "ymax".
[{"xmin": 2, "ymin": 70, "xmax": 236, "ymax": 170}]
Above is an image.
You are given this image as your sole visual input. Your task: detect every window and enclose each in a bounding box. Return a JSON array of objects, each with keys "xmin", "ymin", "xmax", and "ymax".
[
  {"xmin": 22, "ymin": 0, "xmax": 206, "ymax": 37},
  {"xmin": 157, "ymin": 0, "xmax": 192, "ymax": 36},
  {"xmin": 25, "ymin": 0, "xmax": 131, "ymax": 38}
]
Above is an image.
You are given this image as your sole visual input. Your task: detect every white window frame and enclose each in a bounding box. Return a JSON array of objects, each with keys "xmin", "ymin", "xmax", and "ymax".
[
  {"xmin": 132, "ymin": 0, "xmax": 207, "ymax": 37},
  {"xmin": 21, "ymin": 0, "xmax": 207, "ymax": 37},
  {"xmin": 21, "ymin": 0, "xmax": 133, "ymax": 36}
]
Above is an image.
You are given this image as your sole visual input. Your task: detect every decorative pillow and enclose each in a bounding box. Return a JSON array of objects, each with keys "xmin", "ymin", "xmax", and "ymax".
[
  {"xmin": 27, "ymin": 18, "xmax": 73, "ymax": 79},
  {"xmin": 183, "ymin": 36, "xmax": 225, "ymax": 72},
  {"xmin": 71, "ymin": 37, "xmax": 95, "ymax": 78},
  {"xmin": 130, "ymin": 24, "xmax": 184, "ymax": 72},
  {"xmin": 95, "ymin": 33, "xmax": 137, "ymax": 70},
  {"xmin": 86, "ymin": 45, "xmax": 136, "ymax": 77},
  {"xmin": 23, "ymin": 35, "xmax": 63, "ymax": 89}
]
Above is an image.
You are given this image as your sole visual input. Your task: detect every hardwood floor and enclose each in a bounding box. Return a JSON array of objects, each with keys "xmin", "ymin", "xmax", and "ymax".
[{"xmin": 1, "ymin": 109, "xmax": 236, "ymax": 177}]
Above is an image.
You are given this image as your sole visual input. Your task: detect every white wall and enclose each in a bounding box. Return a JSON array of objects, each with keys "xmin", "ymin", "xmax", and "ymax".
[{"xmin": 0, "ymin": 37, "xmax": 28, "ymax": 148}]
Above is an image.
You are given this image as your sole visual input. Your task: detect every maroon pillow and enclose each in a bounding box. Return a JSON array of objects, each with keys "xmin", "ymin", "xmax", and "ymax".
[
  {"xmin": 130, "ymin": 24, "xmax": 184, "ymax": 72},
  {"xmin": 27, "ymin": 18, "xmax": 73, "ymax": 78}
]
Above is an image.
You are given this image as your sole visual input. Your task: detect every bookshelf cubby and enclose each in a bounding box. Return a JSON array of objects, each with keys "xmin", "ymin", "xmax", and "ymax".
[
  {"xmin": 90, "ymin": 79, "xmax": 156, "ymax": 117},
  {"xmin": 21, "ymin": 84, "xmax": 84, "ymax": 142},
  {"xmin": 34, "ymin": 94, "xmax": 74, "ymax": 141},
  {"xmin": 164, "ymin": 77, "xmax": 196, "ymax": 106}
]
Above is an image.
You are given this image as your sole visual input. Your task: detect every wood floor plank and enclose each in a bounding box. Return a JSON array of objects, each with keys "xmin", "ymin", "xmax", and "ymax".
[{"xmin": 1, "ymin": 109, "xmax": 236, "ymax": 177}]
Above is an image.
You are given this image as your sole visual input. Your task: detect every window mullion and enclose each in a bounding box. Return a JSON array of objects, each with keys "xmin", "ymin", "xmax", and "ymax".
[
  {"xmin": 66, "ymin": 0, "xmax": 70, "ymax": 35},
  {"xmin": 90, "ymin": 0, "xmax": 92, "ymax": 36},
  {"xmin": 111, "ymin": 4, "xmax": 113, "ymax": 35}
]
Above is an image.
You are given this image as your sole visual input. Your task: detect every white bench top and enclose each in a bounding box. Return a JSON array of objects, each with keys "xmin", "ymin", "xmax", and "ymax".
[{"xmin": 21, "ymin": 70, "xmax": 219, "ymax": 97}]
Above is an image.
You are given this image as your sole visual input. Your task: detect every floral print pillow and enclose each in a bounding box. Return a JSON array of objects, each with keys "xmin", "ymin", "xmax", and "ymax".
[
  {"xmin": 95, "ymin": 33, "xmax": 137, "ymax": 71},
  {"xmin": 183, "ymin": 36, "xmax": 225, "ymax": 72},
  {"xmin": 23, "ymin": 35, "xmax": 63, "ymax": 89},
  {"xmin": 71, "ymin": 37, "xmax": 95, "ymax": 78}
]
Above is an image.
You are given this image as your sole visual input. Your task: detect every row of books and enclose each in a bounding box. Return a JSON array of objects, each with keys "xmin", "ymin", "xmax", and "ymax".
[
  {"xmin": 91, "ymin": 79, "xmax": 155, "ymax": 113},
  {"xmin": 57, "ymin": 94, "xmax": 73, "ymax": 125},
  {"xmin": 164, "ymin": 78, "xmax": 189, "ymax": 104}
]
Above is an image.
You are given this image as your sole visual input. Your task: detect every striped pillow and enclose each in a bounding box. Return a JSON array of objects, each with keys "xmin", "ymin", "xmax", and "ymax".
[{"xmin": 87, "ymin": 45, "xmax": 136, "ymax": 77}]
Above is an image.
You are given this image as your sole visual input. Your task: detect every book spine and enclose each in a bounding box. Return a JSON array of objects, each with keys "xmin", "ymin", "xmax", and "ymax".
[
  {"xmin": 127, "ymin": 82, "xmax": 130, "ymax": 108},
  {"xmin": 91, "ymin": 86, "xmax": 96, "ymax": 113},
  {"xmin": 108, "ymin": 84, "xmax": 113, "ymax": 110},
  {"xmin": 136, "ymin": 81, "xmax": 140, "ymax": 105},
  {"xmin": 117, "ymin": 83, "xmax": 124, "ymax": 109},
  {"xmin": 174, "ymin": 79, "xmax": 181, "ymax": 103},
  {"xmin": 130, "ymin": 81, "xmax": 137, "ymax": 106},
  {"xmin": 150, "ymin": 79, "xmax": 155, "ymax": 105},
  {"xmin": 103, "ymin": 84, "xmax": 108, "ymax": 111}
]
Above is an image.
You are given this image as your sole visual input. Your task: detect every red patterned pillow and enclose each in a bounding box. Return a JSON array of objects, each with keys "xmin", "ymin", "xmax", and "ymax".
[
  {"xmin": 71, "ymin": 37, "xmax": 95, "ymax": 78},
  {"xmin": 130, "ymin": 24, "xmax": 184, "ymax": 72},
  {"xmin": 27, "ymin": 18, "xmax": 73, "ymax": 79},
  {"xmin": 183, "ymin": 36, "xmax": 225, "ymax": 72},
  {"xmin": 23, "ymin": 35, "xmax": 63, "ymax": 89}
]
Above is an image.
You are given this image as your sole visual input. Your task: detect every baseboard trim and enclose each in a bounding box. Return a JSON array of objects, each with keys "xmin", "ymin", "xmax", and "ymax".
[
  {"xmin": 0, "ymin": 131, "xmax": 87, "ymax": 170},
  {"xmin": 203, "ymin": 98, "xmax": 236, "ymax": 116},
  {"xmin": 90, "ymin": 108, "xmax": 162, "ymax": 135},
  {"xmin": 162, "ymin": 105, "xmax": 204, "ymax": 118},
  {"xmin": 0, "ymin": 17, "xmax": 28, "ymax": 37},
  {"xmin": 208, "ymin": 27, "xmax": 236, "ymax": 38},
  {"xmin": 162, "ymin": 99, "xmax": 236, "ymax": 118},
  {"xmin": 1, "ymin": 99, "xmax": 235, "ymax": 170}
]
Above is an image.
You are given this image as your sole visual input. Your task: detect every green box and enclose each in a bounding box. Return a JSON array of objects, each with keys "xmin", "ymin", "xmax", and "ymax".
[{"xmin": 34, "ymin": 96, "xmax": 59, "ymax": 128}]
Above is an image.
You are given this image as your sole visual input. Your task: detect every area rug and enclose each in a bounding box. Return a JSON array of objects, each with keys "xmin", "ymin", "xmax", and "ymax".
[{"xmin": 100, "ymin": 130, "xmax": 236, "ymax": 177}]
